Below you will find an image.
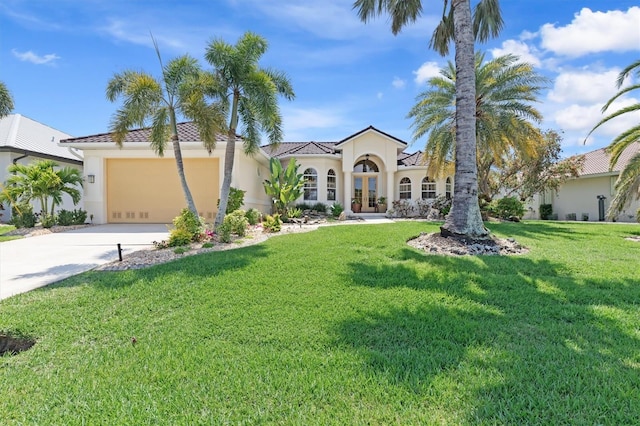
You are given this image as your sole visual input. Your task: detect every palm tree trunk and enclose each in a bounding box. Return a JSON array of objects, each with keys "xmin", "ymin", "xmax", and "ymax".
[
  {"xmin": 441, "ymin": 0, "xmax": 489, "ymax": 239},
  {"xmin": 169, "ymin": 109, "xmax": 198, "ymax": 216},
  {"xmin": 214, "ymin": 91, "xmax": 240, "ymax": 228}
]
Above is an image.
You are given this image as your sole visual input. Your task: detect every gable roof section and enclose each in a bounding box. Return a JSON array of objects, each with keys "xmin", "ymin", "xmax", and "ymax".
[
  {"xmin": 576, "ymin": 142, "xmax": 640, "ymax": 176},
  {"xmin": 59, "ymin": 121, "xmax": 230, "ymax": 145},
  {"xmin": 398, "ymin": 151, "xmax": 426, "ymax": 167},
  {"xmin": 0, "ymin": 114, "xmax": 81, "ymax": 162},
  {"xmin": 335, "ymin": 125, "xmax": 408, "ymax": 148},
  {"xmin": 263, "ymin": 141, "xmax": 339, "ymax": 158}
]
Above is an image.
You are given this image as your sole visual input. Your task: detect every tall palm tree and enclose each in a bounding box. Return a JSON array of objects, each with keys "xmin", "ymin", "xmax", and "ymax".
[
  {"xmin": 354, "ymin": 0, "xmax": 503, "ymax": 239},
  {"xmin": 0, "ymin": 81, "xmax": 15, "ymax": 118},
  {"xmin": 106, "ymin": 44, "xmax": 226, "ymax": 216},
  {"xmin": 586, "ymin": 59, "xmax": 640, "ymax": 217},
  {"xmin": 205, "ymin": 31, "xmax": 295, "ymax": 228},
  {"xmin": 0, "ymin": 159, "xmax": 82, "ymax": 217},
  {"xmin": 408, "ymin": 52, "xmax": 547, "ymax": 200}
]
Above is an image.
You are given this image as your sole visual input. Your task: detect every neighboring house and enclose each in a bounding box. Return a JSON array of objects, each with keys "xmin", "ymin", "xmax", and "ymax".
[
  {"xmin": 0, "ymin": 114, "xmax": 83, "ymax": 223},
  {"xmin": 60, "ymin": 124, "xmax": 452, "ymax": 224},
  {"xmin": 529, "ymin": 142, "xmax": 640, "ymax": 222}
]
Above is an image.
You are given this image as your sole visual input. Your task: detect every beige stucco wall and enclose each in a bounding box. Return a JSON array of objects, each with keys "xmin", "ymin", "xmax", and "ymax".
[
  {"xmin": 79, "ymin": 142, "xmax": 270, "ymax": 224},
  {"xmin": 0, "ymin": 152, "xmax": 84, "ymax": 223},
  {"xmin": 286, "ymin": 156, "xmax": 342, "ymax": 208},
  {"xmin": 551, "ymin": 174, "xmax": 639, "ymax": 222}
]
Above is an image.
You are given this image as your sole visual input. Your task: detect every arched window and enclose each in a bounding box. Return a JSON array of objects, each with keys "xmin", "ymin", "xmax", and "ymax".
[
  {"xmin": 399, "ymin": 177, "xmax": 412, "ymax": 200},
  {"xmin": 353, "ymin": 159, "xmax": 379, "ymax": 173},
  {"xmin": 445, "ymin": 177, "xmax": 452, "ymax": 199},
  {"xmin": 327, "ymin": 169, "xmax": 336, "ymax": 201},
  {"xmin": 303, "ymin": 168, "xmax": 318, "ymax": 201},
  {"xmin": 421, "ymin": 177, "xmax": 436, "ymax": 199}
]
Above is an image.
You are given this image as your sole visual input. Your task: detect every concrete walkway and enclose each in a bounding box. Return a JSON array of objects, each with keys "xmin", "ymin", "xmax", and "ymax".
[{"xmin": 0, "ymin": 224, "xmax": 169, "ymax": 300}]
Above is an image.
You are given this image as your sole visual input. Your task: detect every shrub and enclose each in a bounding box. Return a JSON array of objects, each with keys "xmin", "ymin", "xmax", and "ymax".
[
  {"xmin": 330, "ymin": 202, "xmax": 344, "ymax": 218},
  {"xmin": 10, "ymin": 204, "xmax": 36, "ymax": 228},
  {"xmin": 392, "ymin": 200, "xmax": 414, "ymax": 218},
  {"xmin": 172, "ymin": 208, "xmax": 205, "ymax": 242},
  {"xmin": 539, "ymin": 204, "xmax": 553, "ymax": 220},
  {"xmin": 40, "ymin": 214, "xmax": 56, "ymax": 229},
  {"xmin": 223, "ymin": 210, "xmax": 249, "ymax": 236},
  {"xmin": 263, "ymin": 214, "xmax": 282, "ymax": 233},
  {"xmin": 582, "ymin": 213, "xmax": 589, "ymax": 221},
  {"xmin": 286, "ymin": 207, "xmax": 302, "ymax": 220},
  {"xmin": 415, "ymin": 199, "xmax": 433, "ymax": 217},
  {"xmin": 295, "ymin": 202, "xmax": 312, "ymax": 212},
  {"xmin": 168, "ymin": 228, "xmax": 192, "ymax": 247},
  {"xmin": 56, "ymin": 209, "xmax": 75, "ymax": 226},
  {"xmin": 432, "ymin": 195, "xmax": 451, "ymax": 217},
  {"xmin": 216, "ymin": 221, "xmax": 233, "ymax": 243},
  {"xmin": 218, "ymin": 187, "xmax": 246, "ymax": 214},
  {"xmin": 202, "ymin": 242, "xmax": 214, "ymax": 249},
  {"xmin": 173, "ymin": 247, "xmax": 188, "ymax": 255},
  {"xmin": 311, "ymin": 202, "xmax": 327, "ymax": 214},
  {"xmin": 153, "ymin": 240, "xmax": 170, "ymax": 249},
  {"xmin": 565, "ymin": 213, "xmax": 577, "ymax": 221},
  {"xmin": 489, "ymin": 197, "xmax": 525, "ymax": 220},
  {"xmin": 71, "ymin": 208, "xmax": 88, "ymax": 225},
  {"xmin": 245, "ymin": 208, "xmax": 261, "ymax": 225}
]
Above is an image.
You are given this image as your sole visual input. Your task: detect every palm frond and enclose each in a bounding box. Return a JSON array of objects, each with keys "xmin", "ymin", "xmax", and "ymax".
[{"xmin": 608, "ymin": 152, "xmax": 640, "ymax": 217}]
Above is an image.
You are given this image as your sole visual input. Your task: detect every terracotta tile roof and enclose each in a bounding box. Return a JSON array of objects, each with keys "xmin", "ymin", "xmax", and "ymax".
[
  {"xmin": 59, "ymin": 121, "xmax": 230, "ymax": 144},
  {"xmin": 398, "ymin": 151, "xmax": 426, "ymax": 166},
  {"xmin": 263, "ymin": 141, "xmax": 339, "ymax": 157},
  {"xmin": 0, "ymin": 114, "xmax": 81, "ymax": 161},
  {"xmin": 575, "ymin": 142, "xmax": 640, "ymax": 176}
]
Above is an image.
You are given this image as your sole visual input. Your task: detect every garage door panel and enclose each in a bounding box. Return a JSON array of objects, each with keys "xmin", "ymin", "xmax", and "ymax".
[{"xmin": 107, "ymin": 158, "xmax": 219, "ymax": 223}]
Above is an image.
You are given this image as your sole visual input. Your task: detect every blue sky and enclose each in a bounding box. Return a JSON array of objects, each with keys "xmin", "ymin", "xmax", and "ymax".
[{"xmin": 1, "ymin": 0, "xmax": 639, "ymax": 157}]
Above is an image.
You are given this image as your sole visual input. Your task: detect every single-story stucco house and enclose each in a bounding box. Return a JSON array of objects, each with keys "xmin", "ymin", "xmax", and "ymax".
[
  {"xmin": 0, "ymin": 114, "xmax": 83, "ymax": 223},
  {"xmin": 59, "ymin": 124, "xmax": 453, "ymax": 224},
  {"xmin": 528, "ymin": 142, "xmax": 640, "ymax": 222}
]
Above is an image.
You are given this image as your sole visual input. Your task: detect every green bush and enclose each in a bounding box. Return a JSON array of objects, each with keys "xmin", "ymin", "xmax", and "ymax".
[
  {"xmin": 216, "ymin": 221, "xmax": 233, "ymax": 243},
  {"xmin": 245, "ymin": 208, "xmax": 261, "ymax": 225},
  {"xmin": 172, "ymin": 208, "xmax": 205, "ymax": 242},
  {"xmin": 224, "ymin": 210, "xmax": 249, "ymax": 236},
  {"xmin": 218, "ymin": 187, "xmax": 246, "ymax": 214},
  {"xmin": 263, "ymin": 214, "xmax": 282, "ymax": 233},
  {"xmin": 168, "ymin": 228, "xmax": 193, "ymax": 247},
  {"xmin": 433, "ymin": 196, "xmax": 451, "ymax": 217},
  {"xmin": 539, "ymin": 204, "xmax": 553, "ymax": 220},
  {"xmin": 10, "ymin": 204, "xmax": 36, "ymax": 228},
  {"xmin": 40, "ymin": 214, "xmax": 56, "ymax": 228},
  {"xmin": 330, "ymin": 202, "xmax": 344, "ymax": 218},
  {"xmin": 311, "ymin": 202, "xmax": 327, "ymax": 214},
  {"xmin": 173, "ymin": 247, "xmax": 188, "ymax": 255},
  {"xmin": 295, "ymin": 202, "xmax": 312, "ymax": 211},
  {"xmin": 286, "ymin": 207, "xmax": 302, "ymax": 220},
  {"xmin": 489, "ymin": 197, "xmax": 525, "ymax": 220},
  {"xmin": 71, "ymin": 208, "xmax": 88, "ymax": 225},
  {"xmin": 56, "ymin": 209, "xmax": 75, "ymax": 226}
]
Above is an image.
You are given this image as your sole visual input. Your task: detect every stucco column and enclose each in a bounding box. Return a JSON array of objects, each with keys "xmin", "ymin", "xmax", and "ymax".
[
  {"xmin": 344, "ymin": 171, "xmax": 353, "ymax": 213},
  {"xmin": 386, "ymin": 171, "xmax": 395, "ymax": 205}
]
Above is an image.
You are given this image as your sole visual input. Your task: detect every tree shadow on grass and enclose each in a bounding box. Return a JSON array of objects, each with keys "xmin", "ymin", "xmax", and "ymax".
[
  {"xmin": 40, "ymin": 244, "xmax": 269, "ymax": 292},
  {"xmin": 333, "ymin": 248, "xmax": 640, "ymax": 423}
]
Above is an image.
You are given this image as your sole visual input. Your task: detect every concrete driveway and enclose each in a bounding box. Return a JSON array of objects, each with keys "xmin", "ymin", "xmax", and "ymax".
[{"xmin": 0, "ymin": 224, "xmax": 169, "ymax": 300}]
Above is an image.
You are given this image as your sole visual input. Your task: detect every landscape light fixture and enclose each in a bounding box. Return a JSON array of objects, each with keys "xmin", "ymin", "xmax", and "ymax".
[{"xmin": 88, "ymin": 174, "xmax": 95, "ymax": 184}]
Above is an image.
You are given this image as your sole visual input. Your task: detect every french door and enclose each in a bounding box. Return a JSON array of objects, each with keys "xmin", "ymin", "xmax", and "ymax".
[{"xmin": 354, "ymin": 175, "xmax": 378, "ymax": 212}]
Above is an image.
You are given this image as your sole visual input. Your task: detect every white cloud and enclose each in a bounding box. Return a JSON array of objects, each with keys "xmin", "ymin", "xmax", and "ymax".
[
  {"xmin": 490, "ymin": 39, "xmax": 541, "ymax": 67},
  {"xmin": 377, "ymin": 92, "xmax": 384, "ymax": 100},
  {"xmin": 11, "ymin": 49, "xmax": 60, "ymax": 65},
  {"xmin": 413, "ymin": 62, "xmax": 441, "ymax": 85},
  {"xmin": 548, "ymin": 69, "xmax": 620, "ymax": 104},
  {"xmin": 540, "ymin": 7, "xmax": 640, "ymax": 57},
  {"xmin": 281, "ymin": 106, "xmax": 347, "ymax": 140},
  {"xmin": 392, "ymin": 77, "xmax": 406, "ymax": 89}
]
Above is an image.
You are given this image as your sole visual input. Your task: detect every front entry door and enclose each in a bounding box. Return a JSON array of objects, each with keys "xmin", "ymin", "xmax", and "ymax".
[{"xmin": 354, "ymin": 176, "xmax": 378, "ymax": 212}]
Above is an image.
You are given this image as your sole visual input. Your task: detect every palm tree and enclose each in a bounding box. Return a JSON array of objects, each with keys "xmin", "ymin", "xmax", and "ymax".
[
  {"xmin": 106, "ymin": 43, "xmax": 226, "ymax": 216},
  {"xmin": 586, "ymin": 59, "xmax": 640, "ymax": 217},
  {"xmin": 0, "ymin": 160, "xmax": 83, "ymax": 217},
  {"xmin": 204, "ymin": 31, "xmax": 295, "ymax": 228},
  {"xmin": 354, "ymin": 0, "xmax": 503, "ymax": 239},
  {"xmin": 408, "ymin": 52, "xmax": 547, "ymax": 200},
  {"xmin": 0, "ymin": 81, "xmax": 15, "ymax": 118}
]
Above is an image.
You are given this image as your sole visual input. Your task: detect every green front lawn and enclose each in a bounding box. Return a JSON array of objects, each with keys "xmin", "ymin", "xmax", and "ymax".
[
  {"xmin": 0, "ymin": 224, "xmax": 20, "ymax": 242},
  {"xmin": 1, "ymin": 221, "xmax": 639, "ymax": 424}
]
